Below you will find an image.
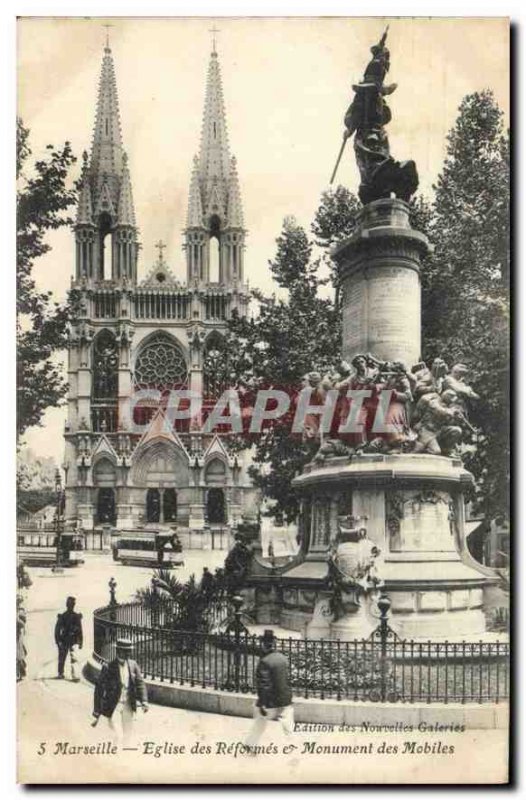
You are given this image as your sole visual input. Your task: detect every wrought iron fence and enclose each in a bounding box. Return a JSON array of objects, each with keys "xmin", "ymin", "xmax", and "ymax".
[{"xmin": 93, "ymin": 581, "xmax": 509, "ymax": 705}]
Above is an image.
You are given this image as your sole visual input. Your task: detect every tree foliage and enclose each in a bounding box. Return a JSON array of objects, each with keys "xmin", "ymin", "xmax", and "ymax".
[
  {"xmin": 17, "ymin": 118, "xmax": 77, "ymax": 438},
  {"xmin": 227, "ymin": 216, "xmax": 342, "ymax": 521},
  {"xmin": 420, "ymin": 91, "xmax": 509, "ymax": 518},
  {"xmin": 17, "ymin": 488, "xmax": 56, "ymax": 515}
]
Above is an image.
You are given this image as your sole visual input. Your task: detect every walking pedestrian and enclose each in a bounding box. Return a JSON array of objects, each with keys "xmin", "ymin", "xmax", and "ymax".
[
  {"xmin": 244, "ymin": 629, "xmax": 294, "ymax": 751},
  {"xmin": 54, "ymin": 596, "xmax": 83, "ymax": 681},
  {"xmin": 92, "ymin": 638, "xmax": 148, "ymax": 746}
]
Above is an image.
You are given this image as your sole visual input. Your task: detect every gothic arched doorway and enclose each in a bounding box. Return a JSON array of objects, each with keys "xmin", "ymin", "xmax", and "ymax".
[
  {"xmin": 93, "ymin": 458, "xmax": 117, "ymax": 525},
  {"xmin": 96, "ymin": 488, "xmax": 116, "ymax": 525},
  {"xmin": 207, "ymin": 488, "xmax": 226, "ymax": 525}
]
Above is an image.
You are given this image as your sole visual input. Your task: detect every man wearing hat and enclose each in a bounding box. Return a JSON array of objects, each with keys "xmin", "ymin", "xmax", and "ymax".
[
  {"xmin": 54, "ymin": 596, "xmax": 83, "ymax": 681},
  {"xmin": 92, "ymin": 638, "xmax": 148, "ymax": 746},
  {"xmin": 245, "ymin": 629, "xmax": 294, "ymax": 751}
]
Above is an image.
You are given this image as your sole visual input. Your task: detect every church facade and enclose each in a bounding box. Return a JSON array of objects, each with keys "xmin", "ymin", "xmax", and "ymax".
[{"xmin": 63, "ymin": 41, "xmax": 258, "ymax": 543}]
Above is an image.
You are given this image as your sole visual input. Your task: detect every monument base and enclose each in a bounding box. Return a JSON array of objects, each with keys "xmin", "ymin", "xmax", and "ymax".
[{"xmin": 247, "ymin": 453, "xmax": 498, "ymax": 640}]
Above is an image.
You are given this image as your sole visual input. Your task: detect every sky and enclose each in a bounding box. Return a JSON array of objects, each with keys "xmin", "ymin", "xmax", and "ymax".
[{"xmin": 17, "ymin": 16, "xmax": 509, "ymax": 463}]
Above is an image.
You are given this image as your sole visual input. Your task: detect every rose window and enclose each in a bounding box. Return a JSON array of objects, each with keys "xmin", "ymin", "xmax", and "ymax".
[{"xmin": 134, "ymin": 334, "xmax": 188, "ymax": 391}]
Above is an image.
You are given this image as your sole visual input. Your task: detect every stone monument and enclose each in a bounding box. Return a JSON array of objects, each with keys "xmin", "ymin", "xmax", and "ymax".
[{"xmin": 243, "ymin": 29, "xmax": 495, "ymax": 639}]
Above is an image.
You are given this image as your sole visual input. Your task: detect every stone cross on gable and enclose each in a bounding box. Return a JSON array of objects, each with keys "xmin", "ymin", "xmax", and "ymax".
[{"xmin": 155, "ymin": 240, "xmax": 166, "ymax": 265}]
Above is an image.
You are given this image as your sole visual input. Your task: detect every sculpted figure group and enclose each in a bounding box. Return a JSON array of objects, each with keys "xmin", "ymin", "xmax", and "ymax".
[{"xmin": 311, "ymin": 355, "xmax": 479, "ymax": 460}]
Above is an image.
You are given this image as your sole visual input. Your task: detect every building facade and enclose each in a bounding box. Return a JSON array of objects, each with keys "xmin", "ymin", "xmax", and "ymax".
[{"xmin": 64, "ymin": 41, "xmax": 257, "ymax": 542}]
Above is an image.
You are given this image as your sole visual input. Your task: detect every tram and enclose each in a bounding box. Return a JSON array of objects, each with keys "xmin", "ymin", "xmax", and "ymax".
[{"xmin": 112, "ymin": 531, "xmax": 184, "ymax": 568}]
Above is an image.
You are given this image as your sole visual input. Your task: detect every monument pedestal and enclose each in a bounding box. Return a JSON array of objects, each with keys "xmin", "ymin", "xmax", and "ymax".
[
  {"xmin": 330, "ymin": 595, "xmax": 377, "ymax": 640},
  {"xmin": 285, "ymin": 453, "xmax": 494, "ymax": 639}
]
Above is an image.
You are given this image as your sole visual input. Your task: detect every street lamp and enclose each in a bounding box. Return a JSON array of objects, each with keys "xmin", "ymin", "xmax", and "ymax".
[{"xmin": 52, "ymin": 468, "xmax": 64, "ymax": 574}]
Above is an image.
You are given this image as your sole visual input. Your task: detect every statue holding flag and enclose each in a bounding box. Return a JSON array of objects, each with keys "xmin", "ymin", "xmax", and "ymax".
[{"xmin": 331, "ymin": 27, "xmax": 419, "ymax": 204}]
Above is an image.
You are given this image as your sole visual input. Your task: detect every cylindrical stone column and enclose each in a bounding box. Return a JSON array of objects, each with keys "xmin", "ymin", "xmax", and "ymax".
[{"xmin": 332, "ymin": 198, "xmax": 430, "ymax": 369}]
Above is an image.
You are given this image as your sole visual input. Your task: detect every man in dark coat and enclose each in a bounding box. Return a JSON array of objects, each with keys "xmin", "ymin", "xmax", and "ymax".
[
  {"xmin": 245, "ymin": 629, "xmax": 294, "ymax": 750},
  {"xmin": 92, "ymin": 638, "xmax": 148, "ymax": 746},
  {"xmin": 54, "ymin": 596, "xmax": 83, "ymax": 681}
]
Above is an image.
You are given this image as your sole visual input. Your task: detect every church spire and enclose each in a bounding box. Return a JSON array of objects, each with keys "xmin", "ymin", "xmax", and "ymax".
[
  {"xmin": 90, "ymin": 41, "xmax": 124, "ymax": 184},
  {"xmin": 74, "ymin": 40, "xmax": 139, "ymax": 285},
  {"xmin": 198, "ymin": 47, "xmax": 231, "ymax": 208},
  {"xmin": 184, "ymin": 44, "xmax": 246, "ymax": 286}
]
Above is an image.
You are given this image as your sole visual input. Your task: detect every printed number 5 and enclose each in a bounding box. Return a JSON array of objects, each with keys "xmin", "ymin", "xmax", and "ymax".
[{"xmin": 38, "ymin": 742, "xmax": 46, "ymax": 755}]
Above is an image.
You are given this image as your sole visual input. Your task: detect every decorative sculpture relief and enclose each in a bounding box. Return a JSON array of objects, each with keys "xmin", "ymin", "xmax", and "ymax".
[
  {"xmin": 385, "ymin": 491, "xmax": 405, "ymax": 538},
  {"xmin": 327, "ymin": 515, "xmax": 382, "ymax": 620},
  {"xmin": 315, "ymin": 355, "xmax": 479, "ymax": 459}
]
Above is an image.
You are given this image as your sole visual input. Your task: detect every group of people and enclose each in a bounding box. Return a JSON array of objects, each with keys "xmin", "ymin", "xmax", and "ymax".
[
  {"xmin": 52, "ymin": 596, "xmax": 148, "ymax": 744},
  {"xmin": 305, "ymin": 354, "xmax": 479, "ymax": 458},
  {"xmin": 49, "ymin": 595, "xmax": 294, "ymax": 751}
]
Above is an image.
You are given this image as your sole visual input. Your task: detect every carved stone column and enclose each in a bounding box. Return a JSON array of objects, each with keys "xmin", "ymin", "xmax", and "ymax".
[{"xmin": 332, "ymin": 199, "xmax": 429, "ymax": 368}]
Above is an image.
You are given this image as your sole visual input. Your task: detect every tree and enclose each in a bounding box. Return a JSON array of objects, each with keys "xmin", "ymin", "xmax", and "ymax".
[
  {"xmin": 17, "ymin": 118, "xmax": 77, "ymax": 438},
  {"xmin": 227, "ymin": 216, "xmax": 341, "ymax": 521},
  {"xmin": 17, "ymin": 488, "xmax": 56, "ymax": 515},
  {"xmin": 420, "ymin": 91, "xmax": 509, "ymax": 519},
  {"xmin": 311, "ymin": 184, "xmax": 362, "ymax": 307}
]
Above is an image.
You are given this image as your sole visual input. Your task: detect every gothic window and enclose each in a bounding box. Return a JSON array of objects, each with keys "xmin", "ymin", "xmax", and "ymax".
[
  {"xmin": 133, "ymin": 334, "xmax": 188, "ymax": 393},
  {"xmin": 209, "ymin": 237, "xmax": 220, "ymax": 282},
  {"xmin": 99, "ymin": 212, "xmax": 113, "ymax": 280},
  {"xmin": 205, "ymin": 457, "xmax": 227, "ymax": 485},
  {"xmin": 203, "ymin": 332, "xmax": 229, "ymax": 400},
  {"xmin": 92, "ymin": 330, "xmax": 118, "ymax": 400}
]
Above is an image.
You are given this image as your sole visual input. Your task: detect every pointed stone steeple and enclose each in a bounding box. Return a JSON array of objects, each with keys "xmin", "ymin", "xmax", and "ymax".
[
  {"xmin": 226, "ymin": 155, "xmax": 244, "ymax": 228},
  {"xmin": 74, "ymin": 40, "xmax": 139, "ymax": 286},
  {"xmin": 76, "ymin": 151, "xmax": 94, "ymax": 226},
  {"xmin": 184, "ymin": 44, "xmax": 246, "ymax": 286},
  {"xmin": 90, "ymin": 42, "xmax": 124, "ymax": 194},
  {"xmin": 198, "ymin": 48, "xmax": 231, "ymax": 212},
  {"xmin": 187, "ymin": 155, "xmax": 204, "ymax": 228},
  {"xmin": 117, "ymin": 152, "xmax": 136, "ymax": 227}
]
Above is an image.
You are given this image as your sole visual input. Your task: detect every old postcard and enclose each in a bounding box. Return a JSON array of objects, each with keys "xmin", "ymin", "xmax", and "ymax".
[{"xmin": 16, "ymin": 15, "xmax": 510, "ymax": 784}]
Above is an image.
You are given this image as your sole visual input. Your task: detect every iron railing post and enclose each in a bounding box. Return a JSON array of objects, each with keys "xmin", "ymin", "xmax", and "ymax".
[
  {"xmin": 109, "ymin": 577, "xmax": 117, "ymax": 622},
  {"xmin": 377, "ymin": 591, "xmax": 391, "ymax": 703},
  {"xmin": 151, "ymin": 577, "xmax": 160, "ymax": 628},
  {"xmin": 232, "ymin": 594, "xmax": 243, "ymax": 692}
]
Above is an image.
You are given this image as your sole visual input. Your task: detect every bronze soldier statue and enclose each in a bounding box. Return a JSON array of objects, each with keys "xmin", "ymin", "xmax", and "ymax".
[{"xmin": 331, "ymin": 27, "xmax": 419, "ymax": 204}]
